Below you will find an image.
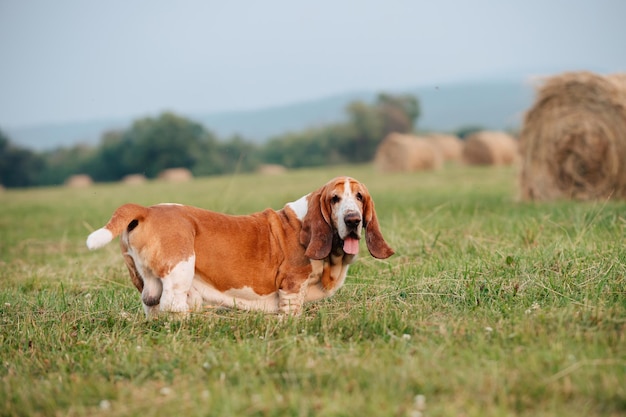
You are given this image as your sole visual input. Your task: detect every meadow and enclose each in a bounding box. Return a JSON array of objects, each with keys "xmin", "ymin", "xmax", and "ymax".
[{"xmin": 0, "ymin": 164, "xmax": 624, "ymax": 416}]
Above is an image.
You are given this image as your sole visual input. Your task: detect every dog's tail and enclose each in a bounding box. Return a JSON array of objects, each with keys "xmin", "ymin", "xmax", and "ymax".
[{"xmin": 86, "ymin": 203, "xmax": 148, "ymax": 250}]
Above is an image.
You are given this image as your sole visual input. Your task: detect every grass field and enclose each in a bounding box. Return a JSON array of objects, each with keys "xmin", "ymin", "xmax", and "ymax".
[{"xmin": 1, "ymin": 164, "xmax": 624, "ymax": 416}]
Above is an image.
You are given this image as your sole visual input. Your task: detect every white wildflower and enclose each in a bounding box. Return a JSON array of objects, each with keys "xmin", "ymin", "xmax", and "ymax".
[
  {"xmin": 414, "ymin": 394, "xmax": 426, "ymax": 410},
  {"xmin": 525, "ymin": 301, "xmax": 541, "ymax": 315},
  {"xmin": 305, "ymin": 358, "xmax": 316, "ymax": 369},
  {"xmin": 409, "ymin": 394, "xmax": 426, "ymax": 416}
]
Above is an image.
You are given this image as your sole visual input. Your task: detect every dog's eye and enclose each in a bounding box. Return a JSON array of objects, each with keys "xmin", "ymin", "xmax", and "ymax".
[
  {"xmin": 331, "ymin": 195, "xmax": 341, "ymax": 204},
  {"xmin": 356, "ymin": 192, "xmax": 363, "ymax": 201}
]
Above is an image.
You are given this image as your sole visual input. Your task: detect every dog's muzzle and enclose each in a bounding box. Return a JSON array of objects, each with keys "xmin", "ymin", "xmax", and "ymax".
[
  {"xmin": 343, "ymin": 212, "xmax": 361, "ymax": 233},
  {"xmin": 341, "ymin": 212, "xmax": 362, "ymax": 255}
]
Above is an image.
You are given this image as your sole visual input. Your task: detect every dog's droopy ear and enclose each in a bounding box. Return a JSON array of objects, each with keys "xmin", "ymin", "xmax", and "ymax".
[
  {"xmin": 300, "ymin": 188, "xmax": 333, "ymax": 260},
  {"xmin": 363, "ymin": 193, "xmax": 394, "ymax": 259}
]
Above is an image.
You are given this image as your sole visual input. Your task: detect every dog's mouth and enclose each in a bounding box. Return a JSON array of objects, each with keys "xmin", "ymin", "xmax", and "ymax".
[{"xmin": 342, "ymin": 232, "xmax": 360, "ymax": 255}]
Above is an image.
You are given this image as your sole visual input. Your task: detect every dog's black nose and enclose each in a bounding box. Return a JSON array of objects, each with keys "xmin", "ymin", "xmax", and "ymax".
[{"xmin": 344, "ymin": 213, "xmax": 361, "ymax": 229}]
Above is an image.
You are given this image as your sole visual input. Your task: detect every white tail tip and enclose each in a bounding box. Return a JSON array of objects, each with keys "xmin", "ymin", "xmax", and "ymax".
[{"xmin": 86, "ymin": 228, "xmax": 114, "ymax": 250}]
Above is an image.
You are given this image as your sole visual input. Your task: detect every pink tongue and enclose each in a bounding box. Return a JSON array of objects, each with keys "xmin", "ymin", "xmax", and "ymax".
[{"xmin": 343, "ymin": 237, "xmax": 360, "ymax": 255}]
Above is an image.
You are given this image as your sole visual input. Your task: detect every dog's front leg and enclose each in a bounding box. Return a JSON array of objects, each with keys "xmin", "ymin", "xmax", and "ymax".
[
  {"xmin": 278, "ymin": 288, "xmax": 305, "ymax": 316},
  {"xmin": 278, "ymin": 260, "xmax": 325, "ymax": 315},
  {"xmin": 159, "ymin": 255, "xmax": 196, "ymax": 317},
  {"xmin": 278, "ymin": 278, "xmax": 310, "ymax": 316}
]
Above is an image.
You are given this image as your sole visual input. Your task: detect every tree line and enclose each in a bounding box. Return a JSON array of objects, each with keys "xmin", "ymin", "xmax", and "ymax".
[{"xmin": 0, "ymin": 93, "xmax": 420, "ymax": 188}]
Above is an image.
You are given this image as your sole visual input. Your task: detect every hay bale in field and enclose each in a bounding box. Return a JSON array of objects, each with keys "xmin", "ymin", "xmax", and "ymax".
[
  {"xmin": 423, "ymin": 133, "xmax": 464, "ymax": 162},
  {"xmin": 64, "ymin": 174, "xmax": 93, "ymax": 188},
  {"xmin": 121, "ymin": 174, "xmax": 147, "ymax": 185},
  {"xmin": 462, "ymin": 131, "xmax": 518, "ymax": 166},
  {"xmin": 157, "ymin": 168, "xmax": 193, "ymax": 182},
  {"xmin": 257, "ymin": 164, "xmax": 287, "ymax": 175},
  {"xmin": 608, "ymin": 73, "xmax": 626, "ymax": 92},
  {"xmin": 519, "ymin": 71, "xmax": 626, "ymax": 201},
  {"xmin": 374, "ymin": 133, "xmax": 443, "ymax": 172}
]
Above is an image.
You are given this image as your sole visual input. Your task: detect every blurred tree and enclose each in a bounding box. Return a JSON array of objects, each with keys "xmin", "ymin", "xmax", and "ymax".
[
  {"xmin": 261, "ymin": 92, "xmax": 421, "ymax": 167},
  {"xmin": 82, "ymin": 130, "xmax": 126, "ymax": 182},
  {"xmin": 39, "ymin": 144, "xmax": 95, "ymax": 185},
  {"xmin": 0, "ymin": 130, "xmax": 45, "ymax": 188},
  {"xmin": 263, "ymin": 124, "xmax": 350, "ymax": 168},
  {"xmin": 263, "ymin": 130, "xmax": 325, "ymax": 168},
  {"xmin": 196, "ymin": 134, "xmax": 260, "ymax": 176},
  {"xmin": 121, "ymin": 112, "xmax": 217, "ymax": 178},
  {"xmin": 376, "ymin": 93, "xmax": 421, "ymax": 135},
  {"xmin": 343, "ymin": 101, "xmax": 385, "ymax": 162},
  {"xmin": 84, "ymin": 112, "xmax": 222, "ymax": 181}
]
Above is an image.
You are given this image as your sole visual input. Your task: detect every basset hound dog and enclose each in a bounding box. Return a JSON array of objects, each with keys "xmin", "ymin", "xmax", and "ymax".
[{"xmin": 86, "ymin": 176, "xmax": 394, "ymax": 318}]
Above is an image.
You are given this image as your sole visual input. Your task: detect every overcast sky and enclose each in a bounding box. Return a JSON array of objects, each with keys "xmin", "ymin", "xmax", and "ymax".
[{"xmin": 1, "ymin": 0, "xmax": 625, "ymax": 128}]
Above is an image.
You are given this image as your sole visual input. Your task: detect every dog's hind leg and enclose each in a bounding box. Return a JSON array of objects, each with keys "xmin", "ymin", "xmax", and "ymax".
[{"xmin": 159, "ymin": 254, "xmax": 196, "ymax": 316}]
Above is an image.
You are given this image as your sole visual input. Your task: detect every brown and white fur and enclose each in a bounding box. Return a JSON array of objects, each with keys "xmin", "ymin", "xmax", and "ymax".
[{"xmin": 86, "ymin": 176, "xmax": 394, "ymax": 318}]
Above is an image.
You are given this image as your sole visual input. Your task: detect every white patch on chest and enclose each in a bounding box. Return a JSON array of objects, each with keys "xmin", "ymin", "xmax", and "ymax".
[
  {"xmin": 286, "ymin": 194, "xmax": 309, "ymax": 220},
  {"xmin": 190, "ymin": 279, "xmax": 280, "ymax": 313}
]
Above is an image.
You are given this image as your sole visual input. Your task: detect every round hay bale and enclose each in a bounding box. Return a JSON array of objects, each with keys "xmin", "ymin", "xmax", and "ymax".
[
  {"xmin": 64, "ymin": 174, "xmax": 93, "ymax": 188},
  {"xmin": 519, "ymin": 71, "xmax": 626, "ymax": 201},
  {"xmin": 608, "ymin": 73, "xmax": 626, "ymax": 91},
  {"xmin": 157, "ymin": 168, "xmax": 193, "ymax": 183},
  {"xmin": 462, "ymin": 131, "xmax": 518, "ymax": 166},
  {"xmin": 121, "ymin": 173, "xmax": 147, "ymax": 185},
  {"xmin": 423, "ymin": 133, "xmax": 464, "ymax": 162},
  {"xmin": 257, "ymin": 164, "xmax": 287, "ymax": 175},
  {"xmin": 374, "ymin": 133, "xmax": 443, "ymax": 172}
]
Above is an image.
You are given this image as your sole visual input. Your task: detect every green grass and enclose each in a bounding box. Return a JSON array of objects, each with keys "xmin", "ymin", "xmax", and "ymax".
[{"xmin": 1, "ymin": 164, "xmax": 624, "ymax": 416}]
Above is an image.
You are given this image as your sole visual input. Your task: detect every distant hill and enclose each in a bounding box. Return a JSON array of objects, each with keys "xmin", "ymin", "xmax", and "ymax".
[{"xmin": 5, "ymin": 78, "xmax": 535, "ymax": 151}]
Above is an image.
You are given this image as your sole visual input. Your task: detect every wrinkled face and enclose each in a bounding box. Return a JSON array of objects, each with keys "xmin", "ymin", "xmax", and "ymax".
[
  {"xmin": 324, "ymin": 177, "xmax": 367, "ymax": 240},
  {"xmin": 295, "ymin": 175, "xmax": 393, "ymax": 261}
]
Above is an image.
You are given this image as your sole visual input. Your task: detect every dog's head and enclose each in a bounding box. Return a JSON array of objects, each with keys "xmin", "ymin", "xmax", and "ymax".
[{"xmin": 299, "ymin": 176, "xmax": 394, "ymax": 260}]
